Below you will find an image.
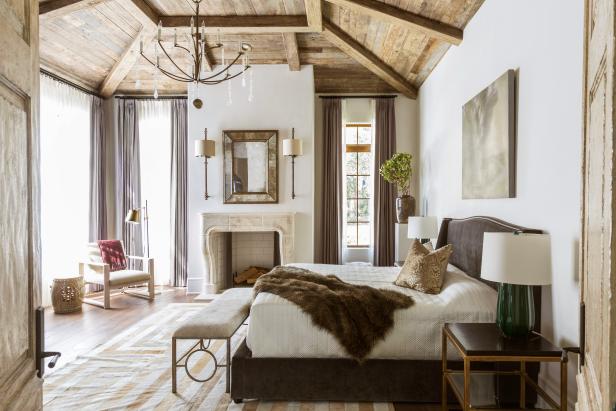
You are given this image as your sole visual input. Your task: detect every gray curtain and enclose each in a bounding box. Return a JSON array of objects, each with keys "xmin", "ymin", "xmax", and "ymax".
[
  {"xmin": 170, "ymin": 99, "xmax": 188, "ymax": 287},
  {"xmin": 373, "ymin": 98, "xmax": 396, "ymax": 266},
  {"xmin": 89, "ymin": 96, "xmax": 107, "ymax": 241},
  {"xmin": 88, "ymin": 96, "xmax": 107, "ymax": 292},
  {"xmin": 116, "ymin": 99, "xmax": 142, "ymax": 260},
  {"xmin": 316, "ymin": 98, "xmax": 343, "ymax": 264}
]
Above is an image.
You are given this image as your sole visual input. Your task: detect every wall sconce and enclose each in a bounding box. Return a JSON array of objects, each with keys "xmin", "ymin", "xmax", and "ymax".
[
  {"xmin": 195, "ymin": 128, "xmax": 215, "ymax": 200},
  {"xmin": 282, "ymin": 128, "xmax": 303, "ymax": 199}
]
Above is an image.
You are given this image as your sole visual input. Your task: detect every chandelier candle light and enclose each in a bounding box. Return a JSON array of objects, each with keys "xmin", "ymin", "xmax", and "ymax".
[{"xmin": 139, "ymin": 0, "xmax": 252, "ymax": 108}]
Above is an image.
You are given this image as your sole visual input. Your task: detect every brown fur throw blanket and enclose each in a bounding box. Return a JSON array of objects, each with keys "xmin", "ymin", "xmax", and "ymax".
[{"xmin": 253, "ymin": 266, "xmax": 414, "ymax": 360}]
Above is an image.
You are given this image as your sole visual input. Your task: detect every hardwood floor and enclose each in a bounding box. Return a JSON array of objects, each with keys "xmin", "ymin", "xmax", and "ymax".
[
  {"xmin": 44, "ymin": 287, "xmax": 439, "ymax": 410},
  {"xmin": 44, "ymin": 286, "xmax": 194, "ymax": 369}
]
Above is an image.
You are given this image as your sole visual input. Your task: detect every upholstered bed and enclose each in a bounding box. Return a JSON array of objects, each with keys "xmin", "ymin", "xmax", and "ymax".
[{"xmin": 231, "ymin": 216, "xmax": 542, "ymax": 404}]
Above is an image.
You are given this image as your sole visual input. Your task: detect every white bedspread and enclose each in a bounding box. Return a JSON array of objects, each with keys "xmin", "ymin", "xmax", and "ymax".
[{"xmin": 246, "ymin": 263, "xmax": 497, "ymax": 360}]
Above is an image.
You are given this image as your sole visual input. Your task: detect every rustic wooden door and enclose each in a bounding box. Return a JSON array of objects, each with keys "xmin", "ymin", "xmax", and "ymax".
[
  {"xmin": 0, "ymin": 0, "xmax": 42, "ymax": 408},
  {"xmin": 578, "ymin": 0, "xmax": 616, "ymax": 410}
]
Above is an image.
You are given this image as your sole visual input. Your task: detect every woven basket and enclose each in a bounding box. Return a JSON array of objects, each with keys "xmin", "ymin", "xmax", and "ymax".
[{"xmin": 51, "ymin": 277, "xmax": 84, "ymax": 314}]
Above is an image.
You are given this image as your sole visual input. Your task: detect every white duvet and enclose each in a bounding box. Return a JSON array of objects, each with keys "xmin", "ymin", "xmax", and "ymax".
[{"xmin": 246, "ymin": 263, "xmax": 497, "ymax": 360}]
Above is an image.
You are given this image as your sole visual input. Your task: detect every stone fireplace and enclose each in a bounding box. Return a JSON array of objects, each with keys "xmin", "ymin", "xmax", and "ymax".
[{"xmin": 199, "ymin": 212, "xmax": 295, "ymax": 295}]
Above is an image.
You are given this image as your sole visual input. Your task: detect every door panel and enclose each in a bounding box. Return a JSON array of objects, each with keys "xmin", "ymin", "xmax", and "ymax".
[
  {"xmin": 578, "ymin": 0, "xmax": 616, "ymax": 409},
  {"xmin": 0, "ymin": 0, "xmax": 41, "ymax": 408}
]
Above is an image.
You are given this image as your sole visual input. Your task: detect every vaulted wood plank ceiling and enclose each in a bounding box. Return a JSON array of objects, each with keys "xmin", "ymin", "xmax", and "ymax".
[{"xmin": 38, "ymin": 0, "xmax": 484, "ymax": 97}]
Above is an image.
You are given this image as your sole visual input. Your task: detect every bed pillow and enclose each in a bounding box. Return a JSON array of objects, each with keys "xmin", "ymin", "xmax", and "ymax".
[{"xmin": 394, "ymin": 240, "xmax": 453, "ymax": 294}]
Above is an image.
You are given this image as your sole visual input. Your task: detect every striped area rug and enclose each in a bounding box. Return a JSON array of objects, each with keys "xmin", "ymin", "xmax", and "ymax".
[{"xmin": 43, "ymin": 303, "xmax": 394, "ymax": 411}]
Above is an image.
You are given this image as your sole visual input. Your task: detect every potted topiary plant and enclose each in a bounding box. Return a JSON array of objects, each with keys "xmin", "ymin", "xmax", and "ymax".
[{"xmin": 379, "ymin": 152, "xmax": 414, "ymax": 223}]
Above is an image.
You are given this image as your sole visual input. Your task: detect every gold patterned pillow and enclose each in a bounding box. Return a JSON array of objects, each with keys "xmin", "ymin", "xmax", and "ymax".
[{"xmin": 394, "ymin": 240, "xmax": 453, "ymax": 294}]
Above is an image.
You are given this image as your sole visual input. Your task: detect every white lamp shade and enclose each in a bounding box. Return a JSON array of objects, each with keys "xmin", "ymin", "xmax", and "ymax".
[
  {"xmin": 481, "ymin": 233, "xmax": 552, "ymax": 285},
  {"xmin": 195, "ymin": 139, "xmax": 215, "ymax": 157},
  {"xmin": 283, "ymin": 138, "xmax": 303, "ymax": 156},
  {"xmin": 407, "ymin": 216, "xmax": 438, "ymax": 239}
]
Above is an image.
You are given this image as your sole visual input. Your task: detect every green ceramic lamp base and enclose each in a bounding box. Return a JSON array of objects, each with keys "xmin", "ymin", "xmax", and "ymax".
[{"xmin": 496, "ymin": 283, "xmax": 535, "ymax": 338}]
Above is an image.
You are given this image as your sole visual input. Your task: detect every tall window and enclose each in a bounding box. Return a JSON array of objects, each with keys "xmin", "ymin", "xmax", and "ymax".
[
  {"xmin": 137, "ymin": 100, "xmax": 172, "ymax": 286},
  {"xmin": 40, "ymin": 75, "xmax": 92, "ymax": 307},
  {"xmin": 344, "ymin": 124, "xmax": 372, "ymax": 247}
]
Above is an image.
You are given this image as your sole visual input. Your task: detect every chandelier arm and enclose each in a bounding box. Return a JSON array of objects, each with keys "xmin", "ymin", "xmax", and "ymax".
[
  {"xmin": 141, "ymin": 53, "xmax": 193, "ymax": 82},
  {"xmin": 199, "ymin": 52, "xmax": 244, "ymax": 81},
  {"xmin": 199, "ymin": 65, "xmax": 250, "ymax": 85},
  {"xmin": 157, "ymin": 40, "xmax": 193, "ymax": 78}
]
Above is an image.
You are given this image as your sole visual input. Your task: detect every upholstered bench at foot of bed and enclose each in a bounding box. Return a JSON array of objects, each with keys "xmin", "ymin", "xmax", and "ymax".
[{"xmin": 171, "ymin": 288, "xmax": 252, "ymax": 394}]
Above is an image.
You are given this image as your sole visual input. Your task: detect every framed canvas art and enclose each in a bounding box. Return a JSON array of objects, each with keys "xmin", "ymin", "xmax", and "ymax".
[{"xmin": 462, "ymin": 70, "xmax": 516, "ymax": 199}]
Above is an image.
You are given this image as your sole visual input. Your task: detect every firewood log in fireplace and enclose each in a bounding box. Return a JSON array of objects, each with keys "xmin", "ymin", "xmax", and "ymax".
[{"xmin": 234, "ymin": 266, "xmax": 271, "ymax": 284}]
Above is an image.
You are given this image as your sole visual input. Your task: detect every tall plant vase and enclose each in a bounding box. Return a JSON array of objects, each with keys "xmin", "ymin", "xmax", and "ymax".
[{"xmin": 395, "ymin": 195, "xmax": 415, "ymax": 223}]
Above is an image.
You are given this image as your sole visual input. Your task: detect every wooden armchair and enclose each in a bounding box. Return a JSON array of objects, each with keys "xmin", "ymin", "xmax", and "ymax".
[{"xmin": 78, "ymin": 242, "xmax": 155, "ymax": 309}]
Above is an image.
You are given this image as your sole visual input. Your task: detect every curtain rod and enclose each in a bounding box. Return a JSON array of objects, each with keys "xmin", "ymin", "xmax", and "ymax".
[
  {"xmin": 115, "ymin": 95, "xmax": 188, "ymax": 100},
  {"xmin": 40, "ymin": 69, "xmax": 101, "ymax": 98},
  {"xmin": 318, "ymin": 95, "xmax": 398, "ymax": 99}
]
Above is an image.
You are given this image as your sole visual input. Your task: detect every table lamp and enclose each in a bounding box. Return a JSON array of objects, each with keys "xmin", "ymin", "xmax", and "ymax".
[
  {"xmin": 481, "ymin": 232, "xmax": 552, "ymax": 338},
  {"xmin": 407, "ymin": 216, "xmax": 438, "ymax": 244}
]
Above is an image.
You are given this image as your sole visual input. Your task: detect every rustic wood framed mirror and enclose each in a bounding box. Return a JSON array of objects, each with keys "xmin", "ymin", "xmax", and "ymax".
[{"xmin": 223, "ymin": 130, "xmax": 278, "ymax": 204}]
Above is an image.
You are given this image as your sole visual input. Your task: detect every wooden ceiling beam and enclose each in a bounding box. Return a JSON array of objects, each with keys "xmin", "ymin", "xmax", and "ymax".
[
  {"xmin": 159, "ymin": 15, "xmax": 312, "ymax": 33},
  {"xmin": 99, "ymin": 29, "xmax": 149, "ymax": 97},
  {"xmin": 322, "ymin": 19, "xmax": 417, "ymax": 98},
  {"xmin": 282, "ymin": 33, "xmax": 300, "ymax": 71},
  {"xmin": 304, "ymin": 0, "xmax": 323, "ymax": 31},
  {"xmin": 324, "ymin": 0, "xmax": 463, "ymax": 45},
  {"xmin": 98, "ymin": 0, "xmax": 158, "ymax": 96}
]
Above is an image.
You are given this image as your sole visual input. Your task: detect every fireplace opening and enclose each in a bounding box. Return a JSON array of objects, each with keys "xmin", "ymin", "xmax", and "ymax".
[{"xmin": 220, "ymin": 231, "xmax": 280, "ymax": 289}]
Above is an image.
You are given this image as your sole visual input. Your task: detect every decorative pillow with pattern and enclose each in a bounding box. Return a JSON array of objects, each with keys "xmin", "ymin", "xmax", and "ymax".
[{"xmin": 394, "ymin": 240, "xmax": 453, "ymax": 294}]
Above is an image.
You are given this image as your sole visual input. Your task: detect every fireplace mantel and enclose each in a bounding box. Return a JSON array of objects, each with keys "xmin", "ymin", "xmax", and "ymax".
[{"xmin": 199, "ymin": 212, "xmax": 295, "ymax": 295}]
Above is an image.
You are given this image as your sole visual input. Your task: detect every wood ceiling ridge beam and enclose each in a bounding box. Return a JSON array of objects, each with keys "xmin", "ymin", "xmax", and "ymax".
[
  {"xmin": 322, "ymin": 18, "xmax": 417, "ymax": 99},
  {"xmin": 282, "ymin": 33, "xmax": 301, "ymax": 71},
  {"xmin": 159, "ymin": 15, "xmax": 312, "ymax": 33},
  {"xmin": 324, "ymin": 0, "xmax": 463, "ymax": 45}
]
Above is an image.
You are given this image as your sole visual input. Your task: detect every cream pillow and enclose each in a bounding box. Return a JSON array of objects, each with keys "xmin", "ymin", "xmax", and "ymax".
[{"xmin": 394, "ymin": 240, "xmax": 453, "ymax": 294}]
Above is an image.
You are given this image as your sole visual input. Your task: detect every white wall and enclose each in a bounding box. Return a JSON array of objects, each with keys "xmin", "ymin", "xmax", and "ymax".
[
  {"xmin": 314, "ymin": 95, "xmax": 419, "ymax": 263},
  {"xmin": 418, "ymin": 0, "xmax": 583, "ymax": 404},
  {"xmin": 187, "ymin": 65, "xmax": 315, "ymax": 293}
]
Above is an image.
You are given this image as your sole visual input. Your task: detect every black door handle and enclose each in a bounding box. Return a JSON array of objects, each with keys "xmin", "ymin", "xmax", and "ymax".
[{"xmin": 35, "ymin": 307, "xmax": 62, "ymax": 378}]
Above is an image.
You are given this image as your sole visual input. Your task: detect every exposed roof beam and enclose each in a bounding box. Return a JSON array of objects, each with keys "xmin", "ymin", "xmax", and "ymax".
[
  {"xmin": 324, "ymin": 0, "xmax": 463, "ymax": 45},
  {"xmin": 97, "ymin": 0, "xmax": 158, "ymax": 96},
  {"xmin": 160, "ymin": 15, "xmax": 312, "ymax": 33},
  {"xmin": 304, "ymin": 0, "xmax": 322, "ymax": 31},
  {"xmin": 322, "ymin": 19, "xmax": 417, "ymax": 98},
  {"xmin": 99, "ymin": 30, "xmax": 148, "ymax": 97},
  {"xmin": 282, "ymin": 33, "xmax": 300, "ymax": 71}
]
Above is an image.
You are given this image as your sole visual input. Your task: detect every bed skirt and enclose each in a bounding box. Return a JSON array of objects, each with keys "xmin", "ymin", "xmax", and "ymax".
[{"xmin": 231, "ymin": 339, "xmax": 538, "ymax": 405}]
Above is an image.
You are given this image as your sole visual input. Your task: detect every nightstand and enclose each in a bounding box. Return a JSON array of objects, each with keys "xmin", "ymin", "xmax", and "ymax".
[{"xmin": 442, "ymin": 323, "xmax": 569, "ymax": 411}]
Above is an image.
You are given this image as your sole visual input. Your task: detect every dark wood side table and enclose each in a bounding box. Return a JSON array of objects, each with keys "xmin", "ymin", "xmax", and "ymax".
[{"xmin": 442, "ymin": 323, "xmax": 568, "ymax": 411}]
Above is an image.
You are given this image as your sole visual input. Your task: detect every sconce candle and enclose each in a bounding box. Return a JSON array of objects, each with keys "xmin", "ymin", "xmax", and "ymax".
[
  {"xmin": 282, "ymin": 128, "xmax": 303, "ymax": 199},
  {"xmin": 195, "ymin": 128, "xmax": 215, "ymax": 199}
]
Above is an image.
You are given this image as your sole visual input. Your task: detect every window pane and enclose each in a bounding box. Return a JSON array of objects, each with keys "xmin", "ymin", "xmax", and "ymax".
[
  {"xmin": 358, "ymin": 127, "xmax": 371, "ymax": 144},
  {"xmin": 358, "ymin": 176, "xmax": 370, "ymax": 198},
  {"xmin": 358, "ymin": 199, "xmax": 369, "ymax": 221},
  {"xmin": 345, "ymin": 152, "xmax": 357, "ymax": 175},
  {"xmin": 358, "ymin": 152, "xmax": 371, "ymax": 175},
  {"xmin": 346, "ymin": 223, "xmax": 358, "ymax": 246},
  {"xmin": 346, "ymin": 176, "xmax": 357, "ymax": 199},
  {"xmin": 357, "ymin": 224, "xmax": 370, "ymax": 246},
  {"xmin": 345, "ymin": 127, "xmax": 358, "ymax": 145},
  {"xmin": 346, "ymin": 199, "xmax": 358, "ymax": 223}
]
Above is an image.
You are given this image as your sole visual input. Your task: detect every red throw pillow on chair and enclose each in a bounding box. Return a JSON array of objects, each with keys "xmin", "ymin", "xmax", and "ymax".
[{"xmin": 97, "ymin": 240, "xmax": 127, "ymax": 272}]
